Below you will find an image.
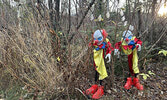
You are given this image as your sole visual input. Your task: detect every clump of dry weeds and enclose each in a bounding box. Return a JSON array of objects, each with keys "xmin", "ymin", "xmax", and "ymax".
[{"xmin": 0, "ymin": 3, "xmax": 93, "ymax": 99}]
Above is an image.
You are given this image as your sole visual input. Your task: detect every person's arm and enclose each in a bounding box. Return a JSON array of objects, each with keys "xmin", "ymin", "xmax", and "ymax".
[{"xmin": 134, "ymin": 38, "xmax": 142, "ymax": 45}]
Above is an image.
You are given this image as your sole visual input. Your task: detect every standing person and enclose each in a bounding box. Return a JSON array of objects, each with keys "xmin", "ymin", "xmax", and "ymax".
[
  {"xmin": 86, "ymin": 29, "xmax": 114, "ymax": 99},
  {"xmin": 114, "ymin": 30, "xmax": 143, "ymax": 90}
]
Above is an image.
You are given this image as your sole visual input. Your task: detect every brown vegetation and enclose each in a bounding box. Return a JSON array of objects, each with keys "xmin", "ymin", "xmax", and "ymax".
[{"xmin": 0, "ymin": 0, "xmax": 166, "ymax": 99}]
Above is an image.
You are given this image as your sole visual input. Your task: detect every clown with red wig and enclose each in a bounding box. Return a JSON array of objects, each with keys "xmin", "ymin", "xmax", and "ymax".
[
  {"xmin": 86, "ymin": 29, "xmax": 114, "ymax": 99},
  {"xmin": 114, "ymin": 30, "xmax": 143, "ymax": 90}
]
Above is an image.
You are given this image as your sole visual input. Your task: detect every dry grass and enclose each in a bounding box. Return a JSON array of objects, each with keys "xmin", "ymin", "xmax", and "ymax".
[
  {"xmin": 0, "ymin": 2, "xmax": 167, "ymax": 100},
  {"xmin": 0, "ymin": 4, "xmax": 92, "ymax": 99},
  {"xmin": 0, "ymin": 6, "xmax": 63, "ymax": 98}
]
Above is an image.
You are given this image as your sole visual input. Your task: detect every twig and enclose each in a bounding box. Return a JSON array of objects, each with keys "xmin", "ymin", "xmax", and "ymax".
[
  {"xmin": 75, "ymin": 88, "xmax": 88, "ymax": 99},
  {"xmin": 71, "ymin": 47, "xmax": 88, "ymax": 66},
  {"xmin": 139, "ymin": 26, "xmax": 167, "ymax": 61},
  {"xmin": 137, "ymin": 28, "xmax": 148, "ymax": 39},
  {"xmin": 69, "ymin": 0, "xmax": 96, "ymax": 42},
  {"xmin": 67, "ymin": 0, "xmax": 71, "ymax": 35},
  {"xmin": 76, "ymin": 0, "xmax": 96, "ymax": 30}
]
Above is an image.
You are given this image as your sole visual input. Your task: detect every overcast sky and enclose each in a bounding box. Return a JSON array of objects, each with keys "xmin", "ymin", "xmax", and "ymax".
[
  {"xmin": 9, "ymin": 0, "xmax": 126, "ymax": 9},
  {"xmin": 70, "ymin": 0, "xmax": 126, "ymax": 14},
  {"xmin": 8, "ymin": 0, "xmax": 166, "ymax": 15}
]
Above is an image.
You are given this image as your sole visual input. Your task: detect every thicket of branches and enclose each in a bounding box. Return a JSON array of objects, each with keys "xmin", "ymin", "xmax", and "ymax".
[{"xmin": 0, "ymin": 0, "xmax": 166, "ymax": 99}]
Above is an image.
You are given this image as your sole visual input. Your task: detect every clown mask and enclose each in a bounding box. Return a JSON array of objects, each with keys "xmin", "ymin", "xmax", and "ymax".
[
  {"xmin": 93, "ymin": 30, "xmax": 104, "ymax": 45},
  {"xmin": 122, "ymin": 30, "xmax": 133, "ymax": 44}
]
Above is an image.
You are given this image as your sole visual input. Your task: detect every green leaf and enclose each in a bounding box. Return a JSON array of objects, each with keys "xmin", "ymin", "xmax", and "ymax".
[
  {"xmin": 112, "ymin": 21, "xmax": 116, "ymax": 25},
  {"xmin": 121, "ymin": 8, "xmax": 125, "ymax": 10},
  {"xmin": 57, "ymin": 56, "xmax": 60, "ymax": 62},
  {"xmin": 139, "ymin": 73, "xmax": 145, "ymax": 76},
  {"xmin": 139, "ymin": 73, "xmax": 150, "ymax": 80},
  {"xmin": 158, "ymin": 50, "xmax": 167, "ymax": 56},
  {"xmin": 146, "ymin": 74, "xmax": 150, "ymax": 77},
  {"xmin": 148, "ymin": 71, "xmax": 155, "ymax": 75},
  {"xmin": 143, "ymin": 75, "xmax": 147, "ymax": 80}
]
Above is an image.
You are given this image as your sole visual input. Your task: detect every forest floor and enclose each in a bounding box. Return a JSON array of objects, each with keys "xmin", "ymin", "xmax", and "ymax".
[
  {"xmin": 0, "ymin": 63, "xmax": 166, "ymax": 100},
  {"xmin": 74, "ymin": 62, "xmax": 167, "ymax": 100}
]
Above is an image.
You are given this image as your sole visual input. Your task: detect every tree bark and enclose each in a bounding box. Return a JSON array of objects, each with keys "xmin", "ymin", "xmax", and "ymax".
[
  {"xmin": 67, "ymin": 0, "xmax": 71, "ymax": 34},
  {"xmin": 55, "ymin": 0, "xmax": 60, "ymax": 31},
  {"xmin": 137, "ymin": 9, "xmax": 141, "ymax": 36},
  {"xmin": 137, "ymin": 0, "xmax": 142, "ymax": 36},
  {"xmin": 151, "ymin": 0, "xmax": 157, "ymax": 44},
  {"xmin": 49, "ymin": 0, "xmax": 54, "ymax": 29}
]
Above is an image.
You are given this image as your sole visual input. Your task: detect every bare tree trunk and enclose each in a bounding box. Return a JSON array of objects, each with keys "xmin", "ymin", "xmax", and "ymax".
[
  {"xmin": 16, "ymin": 0, "xmax": 22, "ymax": 31},
  {"xmin": 94, "ymin": 0, "xmax": 104, "ymax": 28},
  {"xmin": 37, "ymin": 0, "xmax": 40, "ymax": 3},
  {"xmin": 137, "ymin": 9, "xmax": 141, "ymax": 36},
  {"xmin": 74, "ymin": 0, "xmax": 78, "ymax": 25},
  {"xmin": 127, "ymin": 0, "xmax": 131, "ymax": 21},
  {"xmin": 78, "ymin": 0, "xmax": 85, "ymax": 17},
  {"xmin": 49, "ymin": 0, "xmax": 54, "ymax": 29},
  {"xmin": 55, "ymin": 0, "xmax": 60, "ymax": 31},
  {"xmin": 67, "ymin": 0, "xmax": 71, "ymax": 34},
  {"xmin": 99, "ymin": 0, "xmax": 102, "ymax": 13},
  {"xmin": 151, "ymin": 0, "xmax": 157, "ymax": 44},
  {"xmin": 107, "ymin": 0, "xmax": 109, "ymax": 12},
  {"xmin": 137, "ymin": 0, "xmax": 142, "ymax": 36}
]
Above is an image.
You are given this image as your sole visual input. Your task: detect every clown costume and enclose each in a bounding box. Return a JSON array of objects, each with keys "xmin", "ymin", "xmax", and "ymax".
[
  {"xmin": 114, "ymin": 30, "xmax": 143, "ymax": 90},
  {"xmin": 86, "ymin": 29, "xmax": 114, "ymax": 99}
]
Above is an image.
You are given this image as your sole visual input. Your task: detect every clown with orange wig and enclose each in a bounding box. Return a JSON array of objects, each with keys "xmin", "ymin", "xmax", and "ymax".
[{"xmin": 86, "ymin": 29, "xmax": 114, "ymax": 99}]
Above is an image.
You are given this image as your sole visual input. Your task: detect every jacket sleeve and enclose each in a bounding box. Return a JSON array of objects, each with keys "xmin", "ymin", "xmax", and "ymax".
[
  {"xmin": 134, "ymin": 38, "xmax": 142, "ymax": 45},
  {"xmin": 106, "ymin": 41, "xmax": 114, "ymax": 54},
  {"xmin": 115, "ymin": 41, "xmax": 122, "ymax": 50}
]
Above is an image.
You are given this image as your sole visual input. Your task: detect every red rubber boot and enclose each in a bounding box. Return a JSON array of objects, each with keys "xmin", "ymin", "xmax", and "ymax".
[
  {"xmin": 133, "ymin": 78, "xmax": 143, "ymax": 90},
  {"xmin": 124, "ymin": 77, "xmax": 133, "ymax": 90},
  {"xmin": 92, "ymin": 86, "xmax": 104, "ymax": 99},
  {"xmin": 86, "ymin": 84, "xmax": 98, "ymax": 95}
]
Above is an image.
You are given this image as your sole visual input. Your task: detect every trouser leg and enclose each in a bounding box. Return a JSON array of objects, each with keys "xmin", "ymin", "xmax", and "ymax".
[
  {"xmin": 95, "ymin": 71, "xmax": 103, "ymax": 85},
  {"xmin": 128, "ymin": 53, "xmax": 134, "ymax": 76},
  {"xmin": 132, "ymin": 49, "xmax": 139, "ymax": 75}
]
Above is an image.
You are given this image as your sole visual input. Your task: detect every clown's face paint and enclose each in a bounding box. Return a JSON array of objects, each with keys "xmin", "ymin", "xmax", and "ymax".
[
  {"xmin": 124, "ymin": 35, "xmax": 132, "ymax": 44},
  {"xmin": 93, "ymin": 30, "xmax": 103, "ymax": 45},
  {"xmin": 122, "ymin": 30, "xmax": 133, "ymax": 44}
]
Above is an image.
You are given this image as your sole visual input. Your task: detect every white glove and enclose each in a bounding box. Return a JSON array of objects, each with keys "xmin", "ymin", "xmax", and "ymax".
[
  {"xmin": 105, "ymin": 53, "xmax": 111, "ymax": 63},
  {"xmin": 114, "ymin": 49, "xmax": 120, "ymax": 58},
  {"xmin": 136, "ymin": 44, "xmax": 141, "ymax": 51}
]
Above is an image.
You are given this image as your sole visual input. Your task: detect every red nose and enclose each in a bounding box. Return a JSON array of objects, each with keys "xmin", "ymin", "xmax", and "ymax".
[
  {"xmin": 125, "ymin": 38, "xmax": 129, "ymax": 42},
  {"xmin": 94, "ymin": 40, "xmax": 99, "ymax": 45}
]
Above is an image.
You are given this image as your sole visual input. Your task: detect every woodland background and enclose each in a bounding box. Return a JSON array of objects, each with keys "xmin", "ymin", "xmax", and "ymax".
[{"xmin": 0, "ymin": 0, "xmax": 166, "ymax": 100}]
